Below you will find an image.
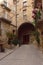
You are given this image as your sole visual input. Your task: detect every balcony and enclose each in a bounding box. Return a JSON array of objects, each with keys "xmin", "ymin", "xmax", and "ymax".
[
  {"xmin": 0, "ymin": 12, "xmax": 12, "ymax": 24},
  {"xmin": 1, "ymin": 1, "xmax": 11, "ymax": 11}
]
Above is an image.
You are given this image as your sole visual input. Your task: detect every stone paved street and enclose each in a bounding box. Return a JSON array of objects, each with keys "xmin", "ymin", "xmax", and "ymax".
[
  {"xmin": 0, "ymin": 45, "xmax": 18, "ymax": 60},
  {"xmin": 0, "ymin": 44, "xmax": 43, "ymax": 65}
]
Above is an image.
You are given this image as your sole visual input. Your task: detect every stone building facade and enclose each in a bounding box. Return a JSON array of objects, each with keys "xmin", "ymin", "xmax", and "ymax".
[
  {"xmin": 14, "ymin": 0, "xmax": 43, "ymax": 49},
  {"xmin": 0, "ymin": 0, "xmax": 16, "ymax": 48},
  {"xmin": 0, "ymin": 0, "xmax": 43, "ymax": 49},
  {"xmin": 13, "ymin": 0, "xmax": 35, "ymax": 44}
]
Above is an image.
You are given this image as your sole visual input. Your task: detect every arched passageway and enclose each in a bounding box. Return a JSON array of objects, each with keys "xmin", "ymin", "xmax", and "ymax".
[{"xmin": 18, "ymin": 22, "xmax": 35, "ymax": 44}]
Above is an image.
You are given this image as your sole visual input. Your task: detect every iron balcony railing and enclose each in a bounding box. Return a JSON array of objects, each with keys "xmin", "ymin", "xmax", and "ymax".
[
  {"xmin": 0, "ymin": 11, "xmax": 12, "ymax": 23},
  {"xmin": 1, "ymin": 1, "xmax": 11, "ymax": 11}
]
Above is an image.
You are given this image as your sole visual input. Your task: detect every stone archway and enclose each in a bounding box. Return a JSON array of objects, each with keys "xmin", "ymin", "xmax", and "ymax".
[{"xmin": 18, "ymin": 22, "xmax": 35, "ymax": 44}]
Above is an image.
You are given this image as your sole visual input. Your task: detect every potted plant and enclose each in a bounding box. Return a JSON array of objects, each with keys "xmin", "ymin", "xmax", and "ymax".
[{"xmin": 6, "ymin": 31, "xmax": 21, "ymax": 47}]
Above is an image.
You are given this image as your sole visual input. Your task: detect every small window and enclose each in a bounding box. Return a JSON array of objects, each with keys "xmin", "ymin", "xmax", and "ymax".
[
  {"xmin": 17, "ymin": 0, "xmax": 19, "ymax": 3},
  {"xmin": 23, "ymin": 8, "xmax": 27, "ymax": 21},
  {"xmin": 16, "ymin": 14, "xmax": 19, "ymax": 17},
  {"xmin": 23, "ymin": 1, "xmax": 27, "ymax": 7},
  {"xmin": 23, "ymin": 9, "xmax": 27, "ymax": 11},
  {"xmin": 23, "ymin": 0, "xmax": 27, "ymax": 2},
  {"xmin": 13, "ymin": 30, "xmax": 15, "ymax": 34},
  {"xmin": 4, "ymin": 11, "xmax": 8, "ymax": 19},
  {"xmin": 23, "ymin": 15, "xmax": 27, "ymax": 21},
  {"xmin": 12, "ymin": 6, "xmax": 16, "ymax": 12},
  {"xmin": 23, "ymin": 9, "xmax": 27, "ymax": 14}
]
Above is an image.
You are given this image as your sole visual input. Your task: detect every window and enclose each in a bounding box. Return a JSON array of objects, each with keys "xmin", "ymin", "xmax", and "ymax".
[
  {"xmin": 12, "ymin": 6, "xmax": 16, "ymax": 12},
  {"xmin": 3, "ymin": 0, "xmax": 9, "ymax": 8},
  {"xmin": 23, "ymin": 1, "xmax": 27, "ymax": 7},
  {"xmin": 23, "ymin": 15, "xmax": 27, "ymax": 21},
  {"xmin": 3, "ymin": 0, "xmax": 7, "ymax": 6},
  {"xmin": 23, "ymin": 8, "xmax": 27, "ymax": 21},
  {"xmin": 13, "ymin": 30, "xmax": 15, "ymax": 34},
  {"xmin": 1, "ymin": 0, "xmax": 11, "ymax": 11},
  {"xmin": 16, "ymin": 14, "xmax": 19, "ymax": 18},
  {"xmin": 17, "ymin": 0, "xmax": 19, "ymax": 2},
  {"xmin": 34, "ymin": 0, "xmax": 42, "ymax": 10},
  {"xmin": 23, "ymin": 9, "xmax": 27, "ymax": 15},
  {"xmin": 4, "ymin": 12, "xmax": 7, "ymax": 18},
  {"xmin": 13, "ymin": 0, "xmax": 16, "ymax": 12},
  {"xmin": 3, "ymin": 11, "xmax": 8, "ymax": 19}
]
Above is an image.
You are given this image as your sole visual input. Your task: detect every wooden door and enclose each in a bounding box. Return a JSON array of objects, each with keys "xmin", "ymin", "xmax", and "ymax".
[{"xmin": 23, "ymin": 35, "xmax": 29, "ymax": 44}]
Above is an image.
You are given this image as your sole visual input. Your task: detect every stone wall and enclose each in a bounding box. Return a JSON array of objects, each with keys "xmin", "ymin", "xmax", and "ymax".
[{"xmin": 0, "ymin": 21, "xmax": 16, "ymax": 48}]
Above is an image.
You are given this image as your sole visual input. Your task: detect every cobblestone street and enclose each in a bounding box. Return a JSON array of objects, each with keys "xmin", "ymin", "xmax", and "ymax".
[{"xmin": 0, "ymin": 44, "xmax": 43, "ymax": 65}]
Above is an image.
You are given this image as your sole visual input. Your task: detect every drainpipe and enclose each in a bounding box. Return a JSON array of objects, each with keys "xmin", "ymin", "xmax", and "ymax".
[{"xmin": 15, "ymin": 0, "xmax": 17, "ymax": 37}]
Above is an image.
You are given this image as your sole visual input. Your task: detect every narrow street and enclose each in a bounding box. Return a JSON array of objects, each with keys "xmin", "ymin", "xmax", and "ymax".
[{"xmin": 0, "ymin": 44, "xmax": 43, "ymax": 65}]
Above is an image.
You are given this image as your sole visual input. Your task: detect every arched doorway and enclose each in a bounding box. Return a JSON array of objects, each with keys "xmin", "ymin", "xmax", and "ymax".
[{"xmin": 18, "ymin": 22, "xmax": 35, "ymax": 44}]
